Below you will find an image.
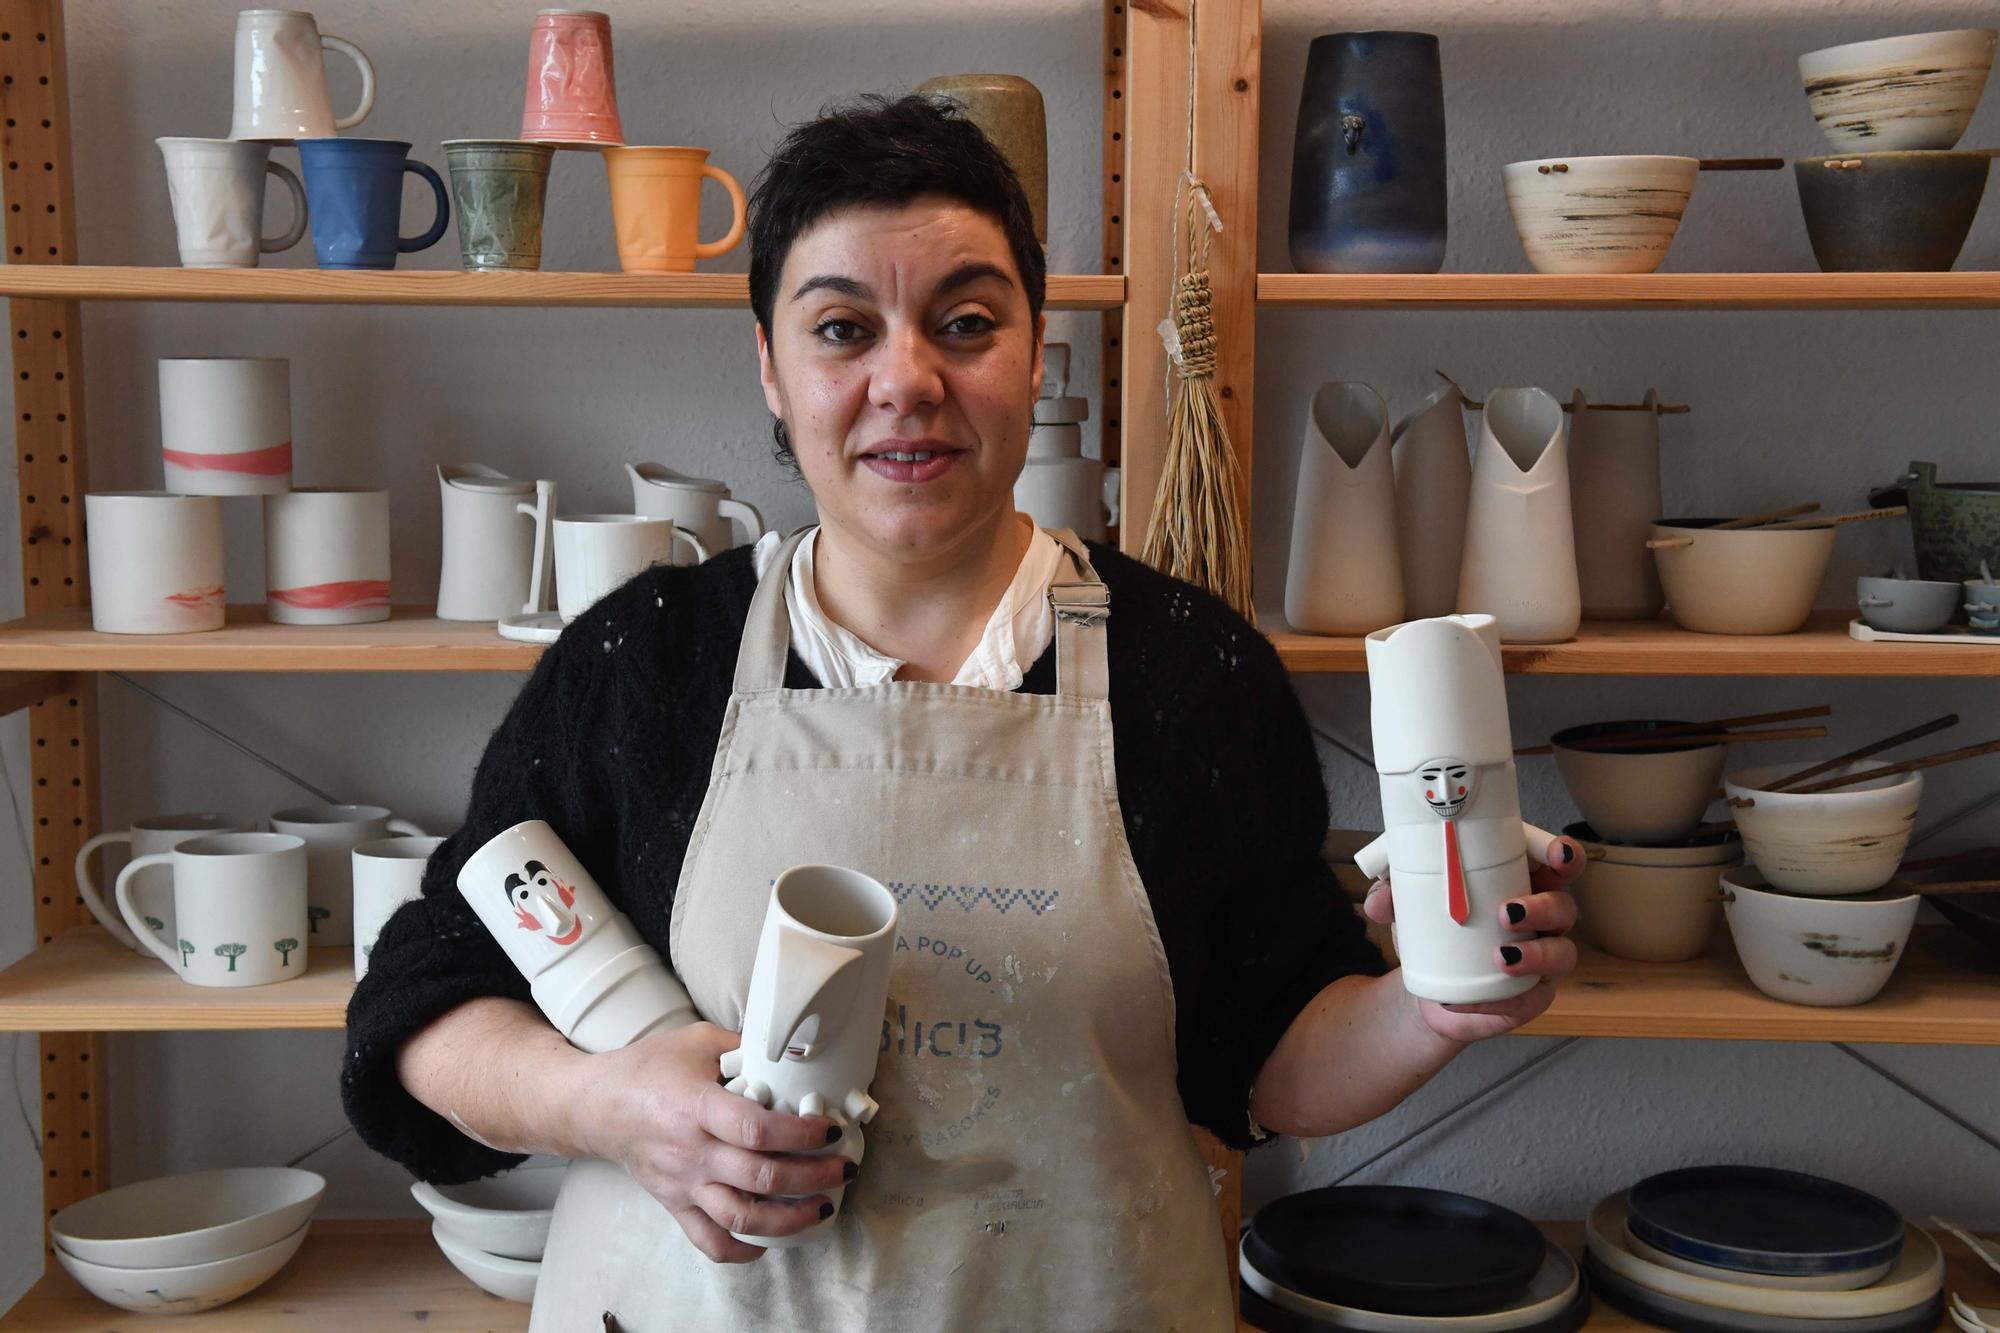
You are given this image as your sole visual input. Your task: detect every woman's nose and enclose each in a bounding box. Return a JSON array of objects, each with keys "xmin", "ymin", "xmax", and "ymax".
[{"xmin": 868, "ymin": 326, "xmax": 946, "ymax": 416}]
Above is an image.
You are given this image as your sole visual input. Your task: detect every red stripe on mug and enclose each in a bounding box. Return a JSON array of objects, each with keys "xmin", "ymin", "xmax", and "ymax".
[
  {"xmin": 161, "ymin": 441, "xmax": 293, "ymax": 476},
  {"xmin": 268, "ymin": 580, "xmax": 391, "ymax": 610},
  {"xmin": 163, "ymin": 585, "xmax": 225, "ymax": 610}
]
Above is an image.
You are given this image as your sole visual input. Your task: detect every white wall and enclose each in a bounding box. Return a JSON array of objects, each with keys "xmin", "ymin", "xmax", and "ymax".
[{"xmin": 0, "ymin": 0, "xmax": 1995, "ymax": 1306}]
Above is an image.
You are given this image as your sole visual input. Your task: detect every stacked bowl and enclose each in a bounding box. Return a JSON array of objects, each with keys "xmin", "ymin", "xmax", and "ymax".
[
  {"xmin": 47, "ymin": 1167, "xmax": 323, "ymax": 1314},
  {"xmin": 414, "ymin": 1158, "xmax": 567, "ymax": 1304}
]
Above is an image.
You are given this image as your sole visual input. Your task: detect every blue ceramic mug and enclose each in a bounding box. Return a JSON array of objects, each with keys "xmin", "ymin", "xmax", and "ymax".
[{"xmin": 296, "ymin": 138, "xmax": 449, "ymax": 270}]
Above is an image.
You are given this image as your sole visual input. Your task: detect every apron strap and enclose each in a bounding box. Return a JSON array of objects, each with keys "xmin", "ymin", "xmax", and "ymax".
[
  {"xmin": 1045, "ymin": 529, "xmax": 1111, "ymax": 704},
  {"xmin": 735, "ymin": 528, "xmax": 812, "ymax": 694}
]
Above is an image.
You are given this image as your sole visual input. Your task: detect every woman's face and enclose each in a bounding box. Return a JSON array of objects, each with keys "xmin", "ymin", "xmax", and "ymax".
[{"xmin": 758, "ymin": 195, "xmax": 1043, "ymax": 561}]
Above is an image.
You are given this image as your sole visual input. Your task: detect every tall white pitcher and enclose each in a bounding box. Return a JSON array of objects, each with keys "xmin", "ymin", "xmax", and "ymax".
[
  {"xmin": 436, "ymin": 464, "xmax": 552, "ymax": 622},
  {"xmin": 625, "ymin": 463, "xmax": 764, "ymax": 563}
]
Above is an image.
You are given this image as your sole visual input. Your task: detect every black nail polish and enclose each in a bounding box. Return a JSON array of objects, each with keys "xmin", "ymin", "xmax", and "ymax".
[
  {"xmin": 819, "ymin": 1202, "xmax": 835, "ymax": 1220},
  {"xmin": 1500, "ymin": 945, "xmax": 1523, "ymax": 966},
  {"xmin": 1505, "ymin": 902, "xmax": 1527, "ymax": 925},
  {"xmin": 842, "ymin": 1161, "xmax": 858, "ymax": 1182},
  {"xmin": 825, "ymin": 1125, "xmax": 843, "ymax": 1143},
  {"xmin": 1560, "ymin": 842, "xmax": 1575, "ymax": 864}
]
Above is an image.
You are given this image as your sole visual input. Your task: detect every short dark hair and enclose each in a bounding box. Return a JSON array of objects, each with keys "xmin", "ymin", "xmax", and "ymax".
[{"xmin": 748, "ymin": 93, "xmax": 1046, "ymax": 465}]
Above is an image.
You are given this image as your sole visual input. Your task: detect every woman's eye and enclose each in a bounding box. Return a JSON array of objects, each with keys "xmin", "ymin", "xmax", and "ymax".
[
  {"xmin": 942, "ymin": 313, "xmax": 996, "ymax": 337},
  {"xmin": 811, "ymin": 318, "xmax": 869, "ymax": 345}
]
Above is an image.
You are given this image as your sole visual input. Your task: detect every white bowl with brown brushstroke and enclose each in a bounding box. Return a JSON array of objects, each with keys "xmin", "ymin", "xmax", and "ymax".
[
  {"xmin": 1720, "ymin": 866, "xmax": 1918, "ymax": 1007},
  {"xmin": 1723, "ymin": 760, "xmax": 1921, "ymax": 895},
  {"xmin": 1800, "ymin": 28, "xmax": 1998, "ymax": 152},
  {"xmin": 1502, "ymin": 155, "xmax": 1699, "ymax": 274}
]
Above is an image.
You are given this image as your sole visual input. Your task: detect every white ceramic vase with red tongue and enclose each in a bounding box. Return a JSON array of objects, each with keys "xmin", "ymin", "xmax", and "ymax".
[
  {"xmin": 1285, "ymin": 382, "xmax": 1404, "ymax": 634},
  {"xmin": 1568, "ymin": 389, "xmax": 1664, "ymax": 620},
  {"xmin": 1456, "ymin": 387, "xmax": 1580, "ymax": 643},
  {"xmin": 1391, "ymin": 376, "xmax": 1472, "ymax": 620}
]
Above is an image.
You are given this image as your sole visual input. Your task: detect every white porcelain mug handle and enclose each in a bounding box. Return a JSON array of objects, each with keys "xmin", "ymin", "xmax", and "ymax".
[
  {"xmin": 261, "ymin": 161, "xmax": 308, "ymax": 254},
  {"xmin": 320, "ymin": 35, "xmax": 376, "ymax": 131},
  {"xmin": 387, "ymin": 818, "xmax": 427, "ymax": 838},
  {"xmin": 115, "ymin": 853, "xmax": 183, "ymax": 969},
  {"xmin": 1102, "ymin": 465, "xmax": 1122, "ymax": 529},
  {"xmin": 517, "ymin": 480, "xmax": 556, "ymax": 616},
  {"xmin": 671, "ymin": 526, "xmax": 710, "ymax": 565},
  {"xmin": 717, "ymin": 497, "xmax": 764, "ymax": 547},
  {"xmin": 74, "ymin": 831, "xmax": 140, "ymax": 949}
]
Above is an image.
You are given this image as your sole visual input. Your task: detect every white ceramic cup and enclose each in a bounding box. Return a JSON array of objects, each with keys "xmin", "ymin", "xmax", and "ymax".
[
  {"xmin": 115, "ymin": 832, "xmax": 308, "ymax": 988},
  {"xmin": 437, "ymin": 466, "xmax": 553, "ymax": 622},
  {"xmin": 85, "ymin": 493, "xmax": 226, "ymax": 635},
  {"xmin": 625, "ymin": 464, "xmax": 765, "ymax": 564},
  {"xmin": 76, "ymin": 813, "xmax": 255, "ymax": 951},
  {"xmin": 230, "ymin": 9, "xmax": 376, "ymax": 142},
  {"xmin": 553, "ymin": 515, "xmax": 705, "ymax": 621},
  {"xmin": 262, "ymin": 488, "xmax": 391, "ymax": 625},
  {"xmin": 1014, "ymin": 460, "xmax": 1121, "ymax": 541},
  {"xmin": 155, "ymin": 139, "xmax": 306, "ymax": 269},
  {"xmin": 268, "ymin": 804, "xmax": 426, "ymax": 946},
  {"xmin": 159, "ymin": 358, "xmax": 292, "ymax": 494},
  {"xmin": 352, "ymin": 835, "xmax": 444, "ymax": 979}
]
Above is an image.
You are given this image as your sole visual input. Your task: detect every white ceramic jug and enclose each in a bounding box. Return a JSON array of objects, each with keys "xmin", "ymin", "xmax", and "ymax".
[
  {"xmin": 1014, "ymin": 457, "xmax": 1120, "ymax": 541},
  {"xmin": 1568, "ymin": 390, "xmax": 1665, "ymax": 620},
  {"xmin": 625, "ymin": 463, "xmax": 764, "ymax": 563},
  {"xmin": 1457, "ymin": 387, "xmax": 1580, "ymax": 643},
  {"xmin": 1285, "ymin": 382, "xmax": 1403, "ymax": 635},
  {"xmin": 1391, "ymin": 376, "xmax": 1472, "ymax": 620},
  {"xmin": 229, "ymin": 9, "xmax": 376, "ymax": 142},
  {"xmin": 437, "ymin": 465, "xmax": 554, "ymax": 622}
]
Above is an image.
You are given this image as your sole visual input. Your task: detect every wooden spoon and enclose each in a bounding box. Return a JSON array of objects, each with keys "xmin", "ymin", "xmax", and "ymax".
[{"xmin": 1758, "ymin": 505, "xmax": 1908, "ymax": 531}]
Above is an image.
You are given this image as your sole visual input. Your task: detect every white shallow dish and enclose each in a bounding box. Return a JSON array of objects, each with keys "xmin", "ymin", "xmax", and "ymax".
[
  {"xmin": 1239, "ymin": 1238, "xmax": 1581, "ymax": 1333},
  {"xmin": 1724, "ymin": 760, "xmax": 1921, "ymax": 895},
  {"xmin": 433, "ymin": 1221, "xmax": 539, "ymax": 1303},
  {"xmin": 49, "ymin": 1166, "xmax": 324, "ymax": 1268},
  {"xmin": 1585, "ymin": 1193, "xmax": 1941, "ymax": 1318},
  {"xmin": 1624, "ymin": 1223, "xmax": 1894, "ymax": 1291},
  {"xmin": 1722, "ymin": 867, "xmax": 1920, "ymax": 1008},
  {"xmin": 53, "ymin": 1220, "xmax": 310, "ymax": 1314},
  {"xmin": 412, "ymin": 1161, "xmax": 567, "ymax": 1261}
]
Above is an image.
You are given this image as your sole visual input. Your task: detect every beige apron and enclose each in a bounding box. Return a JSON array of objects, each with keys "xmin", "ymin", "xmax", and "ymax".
[{"xmin": 530, "ymin": 528, "xmax": 1230, "ymax": 1333}]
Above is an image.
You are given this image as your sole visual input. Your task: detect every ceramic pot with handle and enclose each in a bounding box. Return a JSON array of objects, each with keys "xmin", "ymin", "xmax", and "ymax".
[
  {"xmin": 1567, "ymin": 390, "xmax": 1665, "ymax": 620},
  {"xmin": 1457, "ymin": 387, "xmax": 1580, "ymax": 642},
  {"xmin": 625, "ymin": 463, "xmax": 764, "ymax": 563},
  {"xmin": 1287, "ymin": 382, "xmax": 1403, "ymax": 634},
  {"xmin": 437, "ymin": 465, "xmax": 554, "ymax": 621}
]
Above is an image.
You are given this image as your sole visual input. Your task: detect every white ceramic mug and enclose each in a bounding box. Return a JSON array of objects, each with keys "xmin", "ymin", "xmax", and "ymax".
[
  {"xmin": 263, "ymin": 488, "xmax": 391, "ymax": 625},
  {"xmin": 159, "ymin": 358, "xmax": 292, "ymax": 494},
  {"xmin": 230, "ymin": 9, "xmax": 376, "ymax": 142},
  {"xmin": 552, "ymin": 515, "xmax": 705, "ymax": 621},
  {"xmin": 437, "ymin": 465, "xmax": 554, "ymax": 622},
  {"xmin": 85, "ymin": 493, "xmax": 226, "ymax": 635},
  {"xmin": 76, "ymin": 813, "xmax": 255, "ymax": 951},
  {"xmin": 115, "ymin": 832, "xmax": 308, "ymax": 988},
  {"xmin": 352, "ymin": 835, "xmax": 444, "ymax": 979},
  {"xmin": 1014, "ymin": 459, "xmax": 1121, "ymax": 541},
  {"xmin": 624, "ymin": 464, "xmax": 764, "ymax": 563},
  {"xmin": 155, "ymin": 138, "xmax": 306, "ymax": 268},
  {"xmin": 268, "ymin": 804, "xmax": 426, "ymax": 945}
]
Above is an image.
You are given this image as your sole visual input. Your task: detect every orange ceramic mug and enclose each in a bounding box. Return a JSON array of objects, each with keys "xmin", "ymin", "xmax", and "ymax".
[{"xmin": 602, "ymin": 147, "xmax": 747, "ymax": 273}]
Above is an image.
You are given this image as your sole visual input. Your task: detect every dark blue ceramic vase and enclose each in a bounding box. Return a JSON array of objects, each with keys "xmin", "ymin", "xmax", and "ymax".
[
  {"xmin": 296, "ymin": 138, "xmax": 450, "ymax": 270},
  {"xmin": 1289, "ymin": 31, "xmax": 1447, "ymax": 274}
]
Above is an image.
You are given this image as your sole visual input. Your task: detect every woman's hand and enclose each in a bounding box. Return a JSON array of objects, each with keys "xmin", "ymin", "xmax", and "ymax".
[
  {"xmin": 1362, "ymin": 834, "xmax": 1585, "ymax": 1044},
  {"xmin": 575, "ymin": 1021, "xmax": 854, "ymax": 1264}
]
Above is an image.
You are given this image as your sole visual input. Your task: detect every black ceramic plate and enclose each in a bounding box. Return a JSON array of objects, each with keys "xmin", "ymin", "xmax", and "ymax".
[
  {"xmin": 1243, "ymin": 1186, "xmax": 1546, "ymax": 1316},
  {"xmin": 1625, "ymin": 1167, "xmax": 1904, "ymax": 1278},
  {"xmin": 1240, "ymin": 1277, "xmax": 1594, "ymax": 1333},
  {"xmin": 1584, "ymin": 1254, "xmax": 1942, "ymax": 1333}
]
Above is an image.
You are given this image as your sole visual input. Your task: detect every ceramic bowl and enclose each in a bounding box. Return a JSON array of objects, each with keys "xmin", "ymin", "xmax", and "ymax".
[
  {"xmin": 1799, "ymin": 29, "xmax": 1998, "ymax": 152},
  {"xmin": 1965, "ymin": 580, "xmax": 2000, "ymax": 633},
  {"xmin": 432, "ymin": 1221, "xmax": 539, "ymax": 1303},
  {"xmin": 1624, "ymin": 1225, "xmax": 1896, "ymax": 1292},
  {"xmin": 49, "ymin": 1166, "xmax": 324, "ymax": 1268},
  {"xmin": 1724, "ymin": 760, "xmax": 1921, "ymax": 894},
  {"xmin": 411, "ymin": 1161, "xmax": 566, "ymax": 1261},
  {"xmin": 1565, "ymin": 821, "xmax": 1744, "ymax": 869},
  {"xmin": 1502, "ymin": 155, "xmax": 1699, "ymax": 274},
  {"xmin": 1552, "ymin": 721, "xmax": 1727, "ymax": 844},
  {"xmin": 1721, "ymin": 866, "xmax": 1920, "ymax": 1006},
  {"xmin": 1856, "ymin": 575, "xmax": 1961, "ymax": 633},
  {"xmin": 1575, "ymin": 856, "xmax": 1734, "ymax": 963},
  {"xmin": 1650, "ymin": 519, "xmax": 1838, "ymax": 636},
  {"xmin": 52, "ymin": 1220, "xmax": 310, "ymax": 1314},
  {"xmin": 1795, "ymin": 152, "xmax": 1991, "ymax": 272}
]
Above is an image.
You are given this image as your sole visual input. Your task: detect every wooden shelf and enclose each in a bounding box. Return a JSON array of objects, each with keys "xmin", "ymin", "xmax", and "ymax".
[
  {"xmin": 0, "ymin": 931, "xmax": 352, "ymax": 1032},
  {"xmin": 1269, "ymin": 611, "xmax": 2000, "ymax": 677},
  {"xmin": 0, "ymin": 606, "xmax": 544, "ymax": 673},
  {"xmin": 0, "ymin": 266, "xmax": 1124, "ymax": 310},
  {"xmin": 1258, "ymin": 271, "xmax": 2000, "ymax": 310}
]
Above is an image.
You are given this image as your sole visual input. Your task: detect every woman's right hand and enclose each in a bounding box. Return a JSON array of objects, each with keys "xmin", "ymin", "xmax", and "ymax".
[{"xmin": 574, "ymin": 1021, "xmax": 853, "ymax": 1263}]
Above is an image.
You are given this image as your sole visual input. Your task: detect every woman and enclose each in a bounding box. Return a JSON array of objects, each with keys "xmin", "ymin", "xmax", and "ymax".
[{"xmin": 345, "ymin": 94, "xmax": 1582, "ymax": 1331}]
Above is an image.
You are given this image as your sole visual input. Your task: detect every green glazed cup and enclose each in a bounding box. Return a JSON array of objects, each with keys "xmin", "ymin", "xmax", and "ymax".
[{"xmin": 443, "ymin": 139, "xmax": 555, "ymax": 272}]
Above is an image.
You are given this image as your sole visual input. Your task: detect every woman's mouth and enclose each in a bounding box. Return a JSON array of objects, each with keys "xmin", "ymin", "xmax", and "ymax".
[{"xmin": 861, "ymin": 443, "xmax": 964, "ymax": 484}]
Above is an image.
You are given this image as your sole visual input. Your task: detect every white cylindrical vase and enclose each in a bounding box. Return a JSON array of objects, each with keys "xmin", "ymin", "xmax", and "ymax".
[
  {"xmin": 158, "ymin": 358, "xmax": 293, "ymax": 495},
  {"xmin": 263, "ymin": 488, "xmax": 391, "ymax": 625},
  {"xmin": 85, "ymin": 492, "xmax": 226, "ymax": 635},
  {"xmin": 1285, "ymin": 382, "xmax": 1403, "ymax": 634},
  {"xmin": 1391, "ymin": 377, "xmax": 1472, "ymax": 621},
  {"xmin": 1457, "ymin": 388, "xmax": 1580, "ymax": 643}
]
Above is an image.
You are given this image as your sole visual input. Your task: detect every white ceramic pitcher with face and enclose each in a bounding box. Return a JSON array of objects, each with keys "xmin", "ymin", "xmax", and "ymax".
[
  {"xmin": 437, "ymin": 465, "xmax": 556, "ymax": 622},
  {"xmin": 625, "ymin": 463, "xmax": 764, "ymax": 563}
]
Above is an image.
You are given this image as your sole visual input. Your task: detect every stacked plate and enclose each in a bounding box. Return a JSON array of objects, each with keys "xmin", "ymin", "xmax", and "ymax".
[
  {"xmin": 413, "ymin": 1158, "xmax": 568, "ymax": 1304},
  {"xmin": 1585, "ymin": 1166, "xmax": 1945, "ymax": 1333},
  {"xmin": 1240, "ymin": 1186, "xmax": 1591, "ymax": 1333}
]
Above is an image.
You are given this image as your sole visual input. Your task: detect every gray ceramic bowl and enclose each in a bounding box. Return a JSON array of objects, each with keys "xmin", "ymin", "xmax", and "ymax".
[
  {"xmin": 1795, "ymin": 151, "xmax": 1991, "ymax": 271},
  {"xmin": 1966, "ymin": 579, "xmax": 2000, "ymax": 633},
  {"xmin": 1856, "ymin": 574, "xmax": 1960, "ymax": 632}
]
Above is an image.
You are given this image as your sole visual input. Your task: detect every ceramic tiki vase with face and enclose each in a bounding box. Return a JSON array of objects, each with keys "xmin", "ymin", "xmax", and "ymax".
[{"xmin": 1352, "ymin": 615, "xmax": 1550, "ymax": 1004}]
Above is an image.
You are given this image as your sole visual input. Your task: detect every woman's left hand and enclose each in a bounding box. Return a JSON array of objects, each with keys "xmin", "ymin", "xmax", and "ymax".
[{"xmin": 1362, "ymin": 834, "xmax": 1585, "ymax": 1044}]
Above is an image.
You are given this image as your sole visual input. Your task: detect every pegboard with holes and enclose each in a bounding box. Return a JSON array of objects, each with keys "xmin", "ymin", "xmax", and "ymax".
[{"xmin": 1102, "ymin": 0, "xmax": 1125, "ymax": 546}]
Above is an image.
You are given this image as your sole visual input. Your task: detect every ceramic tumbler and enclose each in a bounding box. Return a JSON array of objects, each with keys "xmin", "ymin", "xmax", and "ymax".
[
  {"xmin": 156, "ymin": 138, "xmax": 306, "ymax": 268},
  {"xmin": 85, "ymin": 493, "xmax": 226, "ymax": 635},
  {"xmin": 269, "ymin": 803, "xmax": 426, "ymax": 947},
  {"xmin": 1391, "ymin": 377, "xmax": 1471, "ymax": 620},
  {"xmin": 601, "ymin": 147, "xmax": 746, "ymax": 273},
  {"xmin": 437, "ymin": 465, "xmax": 550, "ymax": 621},
  {"xmin": 625, "ymin": 464, "xmax": 765, "ymax": 563},
  {"xmin": 1457, "ymin": 388, "xmax": 1580, "ymax": 643},
  {"xmin": 296, "ymin": 138, "xmax": 450, "ymax": 270},
  {"xmin": 914, "ymin": 74, "xmax": 1048, "ymax": 243},
  {"xmin": 115, "ymin": 833, "xmax": 308, "ymax": 989},
  {"xmin": 553, "ymin": 515, "xmax": 705, "ymax": 620},
  {"xmin": 1285, "ymin": 382, "xmax": 1403, "ymax": 634},
  {"xmin": 352, "ymin": 835, "xmax": 444, "ymax": 979},
  {"xmin": 443, "ymin": 140, "xmax": 554, "ymax": 272},
  {"xmin": 76, "ymin": 813, "xmax": 255, "ymax": 952},
  {"xmin": 263, "ymin": 487, "xmax": 391, "ymax": 626},
  {"xmin": 1015, "ymin": 458, "xmax": 1120, "ymax": 542},
  {"xmin": 158, "ymin": 358, "xmax": 292, "ymax": 495},
  {"xmin": 520, "ymin": 9, "xmax": 623, "ymax": 146},
  {"xmin": 1289, "ymin": 32, "xmax": 1447, "ymax": 274},
  {"xmin": 1896, "ymin": 460, "xmax": 2000, "ymax": 584},
  {"xmin": 229, "ymin": 9, "xmax": 375, "ymax": 142},
  {"xmin": 1568, "ymin": 390, "xmax": 1665, "ymax": 620}
]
